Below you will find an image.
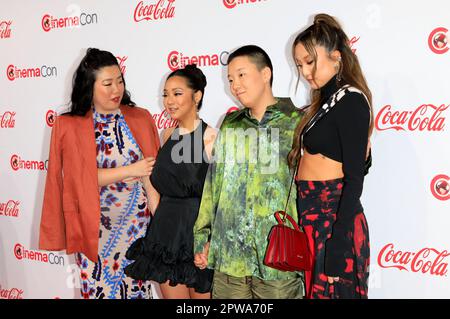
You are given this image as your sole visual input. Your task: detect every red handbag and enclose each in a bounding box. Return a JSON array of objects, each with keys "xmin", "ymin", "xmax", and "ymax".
[
  {"xmin": 264, "ymin": 211, "xmax": 311, "ymax": 272},
  {"xmin": 263, "ymin": 165, "xmax": 311, "ymax": 272}
]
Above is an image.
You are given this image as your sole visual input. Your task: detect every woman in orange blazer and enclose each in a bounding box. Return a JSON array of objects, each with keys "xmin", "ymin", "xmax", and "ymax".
[{"xmin": 39, "ymin": 48, "xmax": 160, "ymax": 299}]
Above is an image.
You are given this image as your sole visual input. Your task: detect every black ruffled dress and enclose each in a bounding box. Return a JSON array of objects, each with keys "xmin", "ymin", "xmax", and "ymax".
[{"xmin": 124, "ymin": 120, "xmax": 213, "ymax": 293}]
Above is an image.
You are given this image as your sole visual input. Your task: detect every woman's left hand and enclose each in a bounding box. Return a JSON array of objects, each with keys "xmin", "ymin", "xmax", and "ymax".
[{"xmin": 327, "ymin": 276, "xmax": 339, "ymax": 284}]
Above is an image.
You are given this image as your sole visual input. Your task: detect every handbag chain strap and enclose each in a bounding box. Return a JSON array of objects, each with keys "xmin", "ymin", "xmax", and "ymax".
[{"xmin": 282, "ymin": 162, "xmax": 298, "ymax": 223}]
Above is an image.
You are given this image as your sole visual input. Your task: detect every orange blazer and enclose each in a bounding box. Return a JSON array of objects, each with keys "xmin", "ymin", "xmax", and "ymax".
[{"xmin": 39, "ymin": 105, "xmax": 160, "ymax": 262}]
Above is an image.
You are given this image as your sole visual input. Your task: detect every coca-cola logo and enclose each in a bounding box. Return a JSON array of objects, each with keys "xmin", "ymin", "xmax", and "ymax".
[
  {"xmin": 133, "ymin": 0, "xmax": 176, "ymax": 22},
  {"xmin": 14, "ymin": 243, "xmax": 65, "ymax": 266},
  {"xmin": 428, "ymin": 27, "xmax": 448, "ymax": 54},
  {"xmin": 116, "ymin": 56, "xmax": 128, "ymax": 75},
  {"xmin": 10, "ymin": 154, "xmax": 48, "ymax": 171},
  {"xmin": 46, "ymin": 110, "xmax": 56, "ymax": 127},
  {"xmin": 0, "ymin": 20, "xmax": 12, "ymax": 39},
  {"xmin": 223, "ymin": 0, "xmax": 268, "ymax": 9},
  {"xmin": 167, "ymin": 50, "xmax": 229, "ymax": 71},
  {"xmin": 378, "ymin": 243, "xmax": 449, "ymax": 277},
  {"xmin": 41, "ymin": 11, "xmax": 98, "ymax": 32},
  {"xmin": 430, "ymin": 174, "xmax": 450, "ymax": 201},
  {"xmin": 6, "ymin": 64, "xmax": 57, "ymax": 81},
  {"xmin": 1, "ymin": 111, "xmax": 16, "ymax": 128},
  {"xmin": 375, "ymin": 104, "xmax": 448, "ymax": 132},
  {"xmin": 0, "ymin": 200, "xmax": 20, "ymax": 218},
  {"xmin": 0, "ymin": 285, "xmax": 23, "ymax": 299},
  {"xmin": 152, "ymin": 110, "xmax": 178, "ymax": 130},
  {"xmin": 226, "ymin": 106, "xmax": 240, "ymax": 114},
  {"xmin": 349, "ymin": 36, "xmax": 360, "ymax": 54}
]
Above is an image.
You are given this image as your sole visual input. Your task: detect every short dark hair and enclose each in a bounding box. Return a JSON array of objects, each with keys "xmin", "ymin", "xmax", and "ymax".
[
  {"xmin": 167, "ymin": 64, "xmax": 207, "ymax": 110},
  {"xmin": 227, "ymin": 45, "xmax": 273, "ymax": 87},
  {"xmin": 69, "ymin": 48, "xmax": 134, "ymax": 116}
]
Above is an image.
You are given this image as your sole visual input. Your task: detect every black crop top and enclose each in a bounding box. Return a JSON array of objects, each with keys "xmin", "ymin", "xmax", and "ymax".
[{"xmin": 303, "ymin": 76, "xmax": 370, "ymax": 277}]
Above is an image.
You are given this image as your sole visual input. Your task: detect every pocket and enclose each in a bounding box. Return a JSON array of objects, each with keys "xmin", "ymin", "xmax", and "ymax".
[{"xmin": 63, "ymin": 200, "xmax": 82, "ymax": 250}]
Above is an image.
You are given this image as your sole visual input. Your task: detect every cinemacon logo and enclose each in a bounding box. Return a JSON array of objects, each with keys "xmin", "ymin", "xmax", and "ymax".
[
  {"xmin": 41, "ymin": 12, "xmax": 98, "ymax": 32},
  {"xmin": 46, "ymin": 109, "xmax": 56, "ymax": 127},
  {"xmin": 430, "ymin": 174, "xmax": 450, "ymax": 201},
  {"xmin": 7, "ymin": 64, "xmax": 57, "ymax": 81},
  {"xmin": 167, "ymin": 50, "xmax": 229, "ymax": 71},
  {"xmin": 134, "ymin": 0, "xmax": 175, "ymax": 22},
  {"xmin": 14, "ymin": 243, "xmax": 65, "ymax": 266},
  {"xmin": 375, "ymin": 103, "xmax": 448, "ymax": 132},
  {"xmin": 0, "ymin": 20, "xmax": 12, "ymax": 39},
  {"xmin": 223, "ymin": 0, "xmax": 268, "ymax": 9},
  {"xmin": 0, "ymin": 200, "xmax": 20, "ymax": 218},
  {"xmin": 378, "ymin": 243, "xmax": 449, "ymax": 277},
  {"xmin": 1, "ymin": 111, "xmax": 15, "ymax": 128},
  {"xmin": 0, "ymin": 285, "xmax": 23, "ymax": 299},
  {"xmin": 10, "ymin": 154, "xmax": 48, "ymax": 171},
  {"xmin": 428, "ymin": 27, "xmax": 448, "ymax": 54}
]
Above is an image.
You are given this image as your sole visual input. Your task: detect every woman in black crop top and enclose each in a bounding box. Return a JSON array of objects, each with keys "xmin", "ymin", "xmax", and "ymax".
[
  {"xmin": 125, "ymin": 64, "xmax": 216, "ymax": 299},
  {"xmin": 288, "ymin": 14, "xmax": 373, "ymax": 299}
]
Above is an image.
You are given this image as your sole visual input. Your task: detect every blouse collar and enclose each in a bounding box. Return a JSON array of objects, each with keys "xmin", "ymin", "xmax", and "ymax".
[{"xmin": 93, "ymin": 107, "xmax": 122, "ymax": 123}]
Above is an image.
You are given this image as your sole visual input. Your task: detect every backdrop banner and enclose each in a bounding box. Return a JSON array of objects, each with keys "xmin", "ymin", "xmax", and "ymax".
[{"xmin": 1, "ymin": 0, "xmax": 449, "ymax": 299}]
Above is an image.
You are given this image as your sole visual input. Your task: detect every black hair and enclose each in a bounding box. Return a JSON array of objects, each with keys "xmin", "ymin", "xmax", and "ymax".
[
  {"xmin": 69, "ymin": 48, "xmax": 135, "ymax": 116},
  {"xmin": 226, "ymin": 45, "xmax": 274, "ymax": 87},
  {"xmin": 166, "ymin": 64, "xmax": 207, "ymax": 110}
]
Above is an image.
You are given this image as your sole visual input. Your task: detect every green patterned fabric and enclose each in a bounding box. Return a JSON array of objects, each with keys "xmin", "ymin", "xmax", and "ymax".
[{"xmin": 194, "ymin": 98, "xmax": 304, "ymax": 279}]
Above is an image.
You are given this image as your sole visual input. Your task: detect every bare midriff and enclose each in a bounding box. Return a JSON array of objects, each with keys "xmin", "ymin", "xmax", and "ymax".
[{"xmin": 296, "ymin": 149, "xmax": 344, "ymax": 181}]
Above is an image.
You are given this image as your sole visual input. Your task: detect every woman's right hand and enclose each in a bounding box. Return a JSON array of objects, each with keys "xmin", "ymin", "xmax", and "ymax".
[{"xmin": 130, "ymin": 157, "xmax": 156, "ymax": 177}]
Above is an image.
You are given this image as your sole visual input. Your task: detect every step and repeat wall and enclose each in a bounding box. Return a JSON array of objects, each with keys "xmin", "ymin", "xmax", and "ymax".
[{"xmin": 1, "ymin": 0, "xmax": 449, "ymax": 299}]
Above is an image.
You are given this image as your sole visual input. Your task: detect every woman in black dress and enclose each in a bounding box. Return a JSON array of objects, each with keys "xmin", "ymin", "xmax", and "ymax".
[{"xmin": 125, "ymin": 64, "xmax": 216, "ymax": 299}]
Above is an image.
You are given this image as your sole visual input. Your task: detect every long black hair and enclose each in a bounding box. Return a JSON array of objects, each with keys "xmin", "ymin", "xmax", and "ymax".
[
  {"xmin": 166, "ymin": 64, "xmax": 207, "ymax": 110},
  {"xmin": 69, "ymin": 48, "xmax": 135, "ymax": 116}
]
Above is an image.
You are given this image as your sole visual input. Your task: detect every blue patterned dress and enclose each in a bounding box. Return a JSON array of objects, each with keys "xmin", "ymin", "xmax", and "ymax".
[{"xmin": 75, "ymin": 108, "xmax": 153, "ymax": 299}]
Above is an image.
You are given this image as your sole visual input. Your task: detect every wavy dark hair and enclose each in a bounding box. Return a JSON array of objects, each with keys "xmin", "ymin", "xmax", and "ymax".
[
  {"xmin": 227, "ymin": 45, "xmax": 274, "ymax": 87},
  {"xmin": 288, "ymin": 13, "xmax": 374, "ymax": 169},
  {"xmin": 68, "ymin": 48, "xmax": 135, "ymax": 116},
  {"xmin": 167, "ymin": 64, "xmax": 207, "ymax": 110}
]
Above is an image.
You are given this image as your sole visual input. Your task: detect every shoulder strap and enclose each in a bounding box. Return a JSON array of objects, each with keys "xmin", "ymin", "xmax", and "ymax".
[
  {"xmin": 283, "ymin": 163, "xmax": 298, "ymax": 215},
  {"xmin": 200, "ymin": 119, "xmax": 208, "ymax": 137},
  {"xmin": 302, "ymin": 85, "xmax": 349, "ymax": 136}
]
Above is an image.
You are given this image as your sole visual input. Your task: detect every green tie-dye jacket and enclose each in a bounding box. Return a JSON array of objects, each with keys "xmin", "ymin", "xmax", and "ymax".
[{"xmin": 194, "ymin": 98, "xmax": 304, "ymax": 279}]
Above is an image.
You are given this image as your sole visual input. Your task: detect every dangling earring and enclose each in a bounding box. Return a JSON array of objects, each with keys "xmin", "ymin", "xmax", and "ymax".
[{"xmin": 335, "ymin": 57, "xmax": 342, "ymax": 82}]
